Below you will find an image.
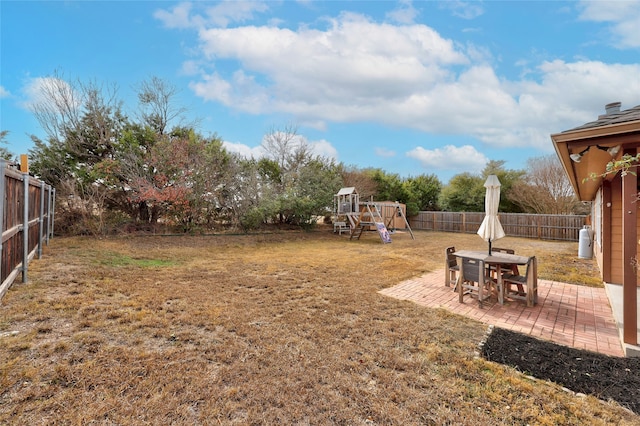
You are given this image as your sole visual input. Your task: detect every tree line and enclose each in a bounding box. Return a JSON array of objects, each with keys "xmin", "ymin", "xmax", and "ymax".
[{"xmin": 0, "ymin": 74, "xmax": 586, "ymax": 236}]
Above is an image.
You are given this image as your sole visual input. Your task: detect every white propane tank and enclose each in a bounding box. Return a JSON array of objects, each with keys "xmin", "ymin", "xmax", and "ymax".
[{"xmin": 578, "ymin": 225, "xmax": 593, "ymax": 259}]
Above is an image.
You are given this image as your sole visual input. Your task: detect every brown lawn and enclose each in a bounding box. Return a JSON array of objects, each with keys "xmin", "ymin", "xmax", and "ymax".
[{"xmin": 1, "ymin": 229, "xmax": 637, "ymax": 425}]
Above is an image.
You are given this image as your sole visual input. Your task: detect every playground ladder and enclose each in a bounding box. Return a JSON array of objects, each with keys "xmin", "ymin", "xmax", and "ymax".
[{"xmin": 350, "ymin": 203, "xmax": 390, "ymax": 242}]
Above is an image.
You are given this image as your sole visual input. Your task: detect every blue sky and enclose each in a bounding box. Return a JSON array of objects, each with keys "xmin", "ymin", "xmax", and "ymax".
[{"xmin": 1, "ymin": 1, "xmax": 639, "ymax": 183}]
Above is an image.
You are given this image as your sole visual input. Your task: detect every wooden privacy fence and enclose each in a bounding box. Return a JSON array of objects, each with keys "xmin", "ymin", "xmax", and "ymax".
[
  {"xmin": 410, "ymin": 211, "xmax": 586, "ymax": 241},
  {"xmin": 0, "ymin": 159, "xmax": 55, "ymax": 300}
]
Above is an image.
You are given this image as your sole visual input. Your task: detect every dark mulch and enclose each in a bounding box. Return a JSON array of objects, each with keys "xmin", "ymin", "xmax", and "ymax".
[{"xmin": 481, "ymin": 327, "xmax": 640, "ymax": 415}]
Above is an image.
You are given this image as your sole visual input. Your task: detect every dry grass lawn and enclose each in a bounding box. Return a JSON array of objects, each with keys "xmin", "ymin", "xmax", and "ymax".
[{"xmin": 1, "ymin": 229, "xmax": 636, "ymax": 425}]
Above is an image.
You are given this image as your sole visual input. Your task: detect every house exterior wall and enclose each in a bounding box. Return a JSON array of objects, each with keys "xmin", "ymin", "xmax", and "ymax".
[
  {"xmin": 596, "ymin": 175, "xmax": 640, "ymax": 286},
  {"xmin": 610, "ymin": 176, "xmax": 623, "ymax": 284}
]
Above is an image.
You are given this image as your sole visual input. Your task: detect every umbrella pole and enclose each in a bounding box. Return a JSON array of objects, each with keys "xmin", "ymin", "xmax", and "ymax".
[{"xmin": 488, "ymin": 239, "xmax": 492, "ymax": 255}]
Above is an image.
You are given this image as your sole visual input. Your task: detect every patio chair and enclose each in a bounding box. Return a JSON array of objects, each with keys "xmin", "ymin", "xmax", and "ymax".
[
  {"xmin": 445, "ymin": 246, "xmax": 459, "ymax": 288},
  {"xmin": 489, "ymin": 247, "xmax": 519, "ymax": 276},
  {"xmin": 458, "ymin": 257, "xmax": 495, "ymax": 308},
  {"xmin": 502, "ymin": 256, "xmax": 538, "ymax": 307}
]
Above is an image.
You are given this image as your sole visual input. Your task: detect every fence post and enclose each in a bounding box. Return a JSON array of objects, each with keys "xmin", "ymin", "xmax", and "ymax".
[
  {"xmin": 38, "ymin": 181, "xmax": 45, "ymax": 258},
  {"xmin": 45, "ymin": 185, "xmax": 51, "ymax": 245},
  {"xmin": 50, "ymin": 188, "xmax": 55, "ymax": 239},
  {"xmin": 22, "ymin": 172, "xmax": 29, "ymax": 283},
  {"xmin": 46, "ymin": 185, "xmax": 53, "ymax": 243},
  {"xmin": 0, "ymin": 160, "xmax": 5, "ymax": 285}
]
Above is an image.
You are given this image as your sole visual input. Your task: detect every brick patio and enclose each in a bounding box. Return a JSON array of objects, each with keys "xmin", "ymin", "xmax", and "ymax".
[{"xmin": 379, "ymin": 269, "xmax": 624, "ymax": 357}]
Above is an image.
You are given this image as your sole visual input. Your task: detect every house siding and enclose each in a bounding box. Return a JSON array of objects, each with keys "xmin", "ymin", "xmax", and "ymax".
[
  {"xmin": 601, "ymin": 175, "xmax": 640, "ymax": 286},
  {"xmin": 610, "ymin": 176, "xmax": 623, "ymax": 284}
]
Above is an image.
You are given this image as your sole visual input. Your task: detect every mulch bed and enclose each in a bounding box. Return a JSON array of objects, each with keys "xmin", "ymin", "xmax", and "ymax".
[{"xmin": 481, "ymin": 327, "xmax": 640, "ymax": 415}]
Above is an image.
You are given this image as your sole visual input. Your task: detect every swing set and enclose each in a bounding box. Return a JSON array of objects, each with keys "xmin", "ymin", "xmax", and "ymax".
[{"xmin": 332, "ymin": 187, "xmax": 414, "ymax": 243}]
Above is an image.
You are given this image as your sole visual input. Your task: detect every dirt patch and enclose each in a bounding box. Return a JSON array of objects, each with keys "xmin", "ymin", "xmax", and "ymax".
[{"xmin": 481, "ymin": 327, "xmax": 640, "ymax": 415}]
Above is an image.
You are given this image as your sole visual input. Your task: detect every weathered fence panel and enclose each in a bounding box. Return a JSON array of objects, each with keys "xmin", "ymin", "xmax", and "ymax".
[
  {"xmin": 410, "ymin": 211, "xmax": 586, "ymax": 242},
  {"xmin": 0, "ymin": 160, "xmax": 55, "ymax": 300}
]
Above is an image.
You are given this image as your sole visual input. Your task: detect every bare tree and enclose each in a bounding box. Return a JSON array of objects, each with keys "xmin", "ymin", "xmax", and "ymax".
[
  {"xmin": 135, "ymin": 76, "xmax": 188, "ymax": 135},
  {"xmin": 339, "ymin": 165, "xmax": 378, "ymax": 201},
  {"xmin": 29, "ymin": 72, "xmax": 81, "ymax": 142},
  {"xmin": 509, "ymin": 155, "xmax": 582, "ymax": 214},
  {"xmin": 261, "ymin": 124, "xmax": 315, "ymax": 173},
  {"xmin": 29, "ymin": 71, "xmax": 123, "ymax": 163}
]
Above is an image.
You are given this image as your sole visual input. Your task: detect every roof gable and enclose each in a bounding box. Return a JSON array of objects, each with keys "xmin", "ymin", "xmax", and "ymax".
[{"xmin": 551, "ymin": 102, "xmax": 640, "ymax": 201}]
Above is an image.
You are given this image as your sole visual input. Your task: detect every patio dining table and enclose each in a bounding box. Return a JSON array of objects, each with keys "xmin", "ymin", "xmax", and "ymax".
[{"xmin": 453, "ymin": 250, "xmax": 535, "ymax": 305}]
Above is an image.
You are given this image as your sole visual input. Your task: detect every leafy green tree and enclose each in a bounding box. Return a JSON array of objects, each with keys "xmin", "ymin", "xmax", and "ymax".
[
  {"xmin": 259, "ymin": 125, "xmax": 343, "ymax": 227},
  {"xmin": 286, "ymin": 158, "xmax": 343, "ymax": 228},
  {"xmin": 0, "ymin": 131, "xmax": 14, "ymax": 161},
  {"xmin": 335, "ymin": 167, "xmax": 442, "ymax": 216},
  {"xmin": 229, "ymin": 157, "xmax": 279, "ymax": 231},
  {"xmin": 403, "ymin": 174, "xmax": 442, "ymax": 214},
  {"xmin": 28, "ymin": 135, "xmax": 72, "ymax": 186},
  {"xmin": 28, "ymin": 75, "xmax": 127, "ymax": 188},
  {"xmin": 110, "ymin": 127, "xmax": 231, "ymax": 230},
  {"xmin": 28, "ymin": 74, "xmax": 204, "ymax": 232},
  {"xmin": 440, "ymin": 161, "xmax": 526, "ymax": 213},
  {"xmin": 481, "ymin": 160, "xmax": 526, "ymax": 213},
  {"xmin": 26, "ymin": 75, "xmax": 129, "ymax": 235},
  {"xmin": 439, "ymin": 172, "xmax": 485, "ymax": 211},
  {"xmin": 178, "ymin": 129, "xmax": 232, "ymax": 228},
  {"xmin": 367, "ymin": 169, "xmax": 407, "ymax": 202}
]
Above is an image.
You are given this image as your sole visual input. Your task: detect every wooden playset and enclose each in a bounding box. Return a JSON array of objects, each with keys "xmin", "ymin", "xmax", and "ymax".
[{"xmin": 333, "ymin": 187, "xmax": 414, "ymax": 243}]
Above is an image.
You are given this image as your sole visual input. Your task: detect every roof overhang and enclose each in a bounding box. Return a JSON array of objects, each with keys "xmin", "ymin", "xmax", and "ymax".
[{"xmin": 551, "ymin": 120, "xmax": 640, "ymax": 201}]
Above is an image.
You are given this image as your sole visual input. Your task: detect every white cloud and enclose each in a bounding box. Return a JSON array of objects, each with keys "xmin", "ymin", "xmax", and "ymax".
[
  {"xmin": 189, "ymin": 73, "xmax": 232, "ymax": 103},
  {"xmin": 223, "ymin": 135, "xmax": 338, "ymax": 162},
  {"xmin": 154, "ymin": 2, "xmax": 194, "ymax": 29},
  {"xmin": 192, "ymin": 13, "xmax": 468, "ymax": 120},
  {"xmin": 386, "ymin": 0, "xmax": 419, "ymax": 24},
  {"xmin": 578, "ymin": 0, "xmax": 640, "ymax": 48},
  {"xmin": 223, "ymin": 141, "xmax": 265, "ymax": 159},
  {"xmin": 155, "ymin": 1, "xmax": 269, "ymax": 29},
  {"xmin": 440, "ymin": 1, "xmax": 484, "ymax": 20},
  {"xmin": 202, "ymin": 1, "xmax": 269, "ymax": 28},
  {"xmin": 0, "ymin": 86, "xmax": 9, "ymax": 98},
  {"xmin": 406, "ymin": 145, "xmax": 488, "ymax": 173},
  {"xmin": 162, "ymin": 7, "xmax": 640, "ymax": 152},
  {"xmin": 190, "ymin": 70, "xmax": 269, "ymax": 114},
  {"xmin": 20, "ymin": 76, "xmax": 79, "ymax": 111},
  {"xmin": 309, "ymin": 139, "xmax": 338, "ymax": 161}
]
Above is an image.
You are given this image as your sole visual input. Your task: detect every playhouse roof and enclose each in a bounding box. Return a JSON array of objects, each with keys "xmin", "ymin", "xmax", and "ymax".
[{"xmin": 337, "ymin": 187, "xmax": 357, "ymax": 195}]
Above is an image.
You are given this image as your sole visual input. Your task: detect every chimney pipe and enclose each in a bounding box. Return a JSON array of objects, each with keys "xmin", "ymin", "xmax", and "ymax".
[{"xmin": 605, "ymin": 102, "xmax": 621, "ymax": 115}]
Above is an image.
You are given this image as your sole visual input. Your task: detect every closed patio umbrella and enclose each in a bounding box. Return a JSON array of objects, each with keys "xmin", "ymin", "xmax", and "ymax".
[{"xmin": 477, "ymin": 174, "xmax": 505, "ymax": 255}]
